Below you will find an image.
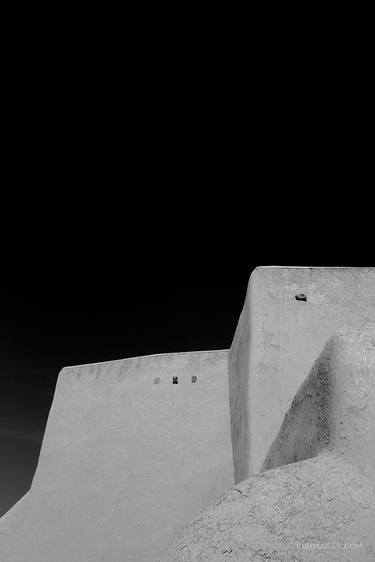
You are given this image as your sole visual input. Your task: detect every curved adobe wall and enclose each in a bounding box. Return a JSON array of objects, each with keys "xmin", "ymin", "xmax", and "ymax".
[
  {"xmin": 162, "ymin": 323, "xmax": 375, "ymax": 562},
  {"xmin": 263, "ymin": 322, "xmax": 375, "ymax": 478},
  {"xmin": 11, "ymin": 350, "xmax": 233, "ymax": 562}
]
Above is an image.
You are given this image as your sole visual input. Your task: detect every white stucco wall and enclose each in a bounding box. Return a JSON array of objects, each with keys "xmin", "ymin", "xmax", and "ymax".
[
  {"xmin": 10, "ymin": 350, "xmax": 233, "ymax": 562},
  {"xmin": 0, "ymin": 494, "xmax": 29, "ymax": 562},
  {"xmin": 229, "ymin": 266, "xmax": 375, "ymax": 481}
]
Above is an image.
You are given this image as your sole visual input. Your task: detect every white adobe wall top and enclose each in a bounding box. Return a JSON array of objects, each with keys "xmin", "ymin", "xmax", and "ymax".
[{"xmin": 62, "ymin": 348, "xmax": 229, "ymax": 370}]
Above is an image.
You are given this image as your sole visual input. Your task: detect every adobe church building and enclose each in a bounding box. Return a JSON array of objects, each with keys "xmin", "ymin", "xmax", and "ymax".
[{"xmin": 1, "ymin": 267, "xmax": 374, "ymax": 561}]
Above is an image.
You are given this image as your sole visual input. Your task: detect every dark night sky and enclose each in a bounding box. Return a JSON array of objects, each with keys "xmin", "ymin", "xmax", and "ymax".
[
  {"xmin": 1, "ymin": 232, "xmax": 373, "ymax": 517},
  {"xmin": 1, "ymin": 14, "xmax": 372, "ymax": 518}
]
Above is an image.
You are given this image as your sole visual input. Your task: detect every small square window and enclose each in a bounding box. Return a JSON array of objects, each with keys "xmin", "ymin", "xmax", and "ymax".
[
  {"xmin": 191, "ymin": 376, "xmax": 197, "ymax": 383},
  {"xmin": 173, "ymin": 376, "xmax": 178, "ymax": 384}
]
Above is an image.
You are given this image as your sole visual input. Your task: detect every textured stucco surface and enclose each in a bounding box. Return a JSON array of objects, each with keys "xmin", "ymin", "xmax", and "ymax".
[
  {"xmin": 6, "ymin": 350, "xmax": 233, "ymax": 562},
  {"xmin": 229, "ymin": 266, "xmax": 375, "ymax": 481},
  {"xmin": 162, "ymin": 452, "xmax": 375, "ymax": 561},
  {"xmin": 163, "ymin": 324, "xmax": 375, "ymax": 561},
  {"xmin": 0, "ymin": 494, "xmax": 29, "ymax": 561},
  {"xmin": 263, "ymin": 323, "xmax": 375, "ymax": 477}
]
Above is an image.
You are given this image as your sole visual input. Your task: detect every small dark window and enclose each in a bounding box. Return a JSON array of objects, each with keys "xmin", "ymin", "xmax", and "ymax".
[
  {"xmin": 172, "ymin": 376, "xmax": 178, "ymax": 384},
  {"xmin": 153, "ymin": 377, "xmax": 160, "ymax": 384},
  {"xmin": 295, "ymin": 293, "xmax": 307, "ymax": 302},
  {"xmin": 191, "ymin": 376, "xmax": 197, "ymax": 383}
]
